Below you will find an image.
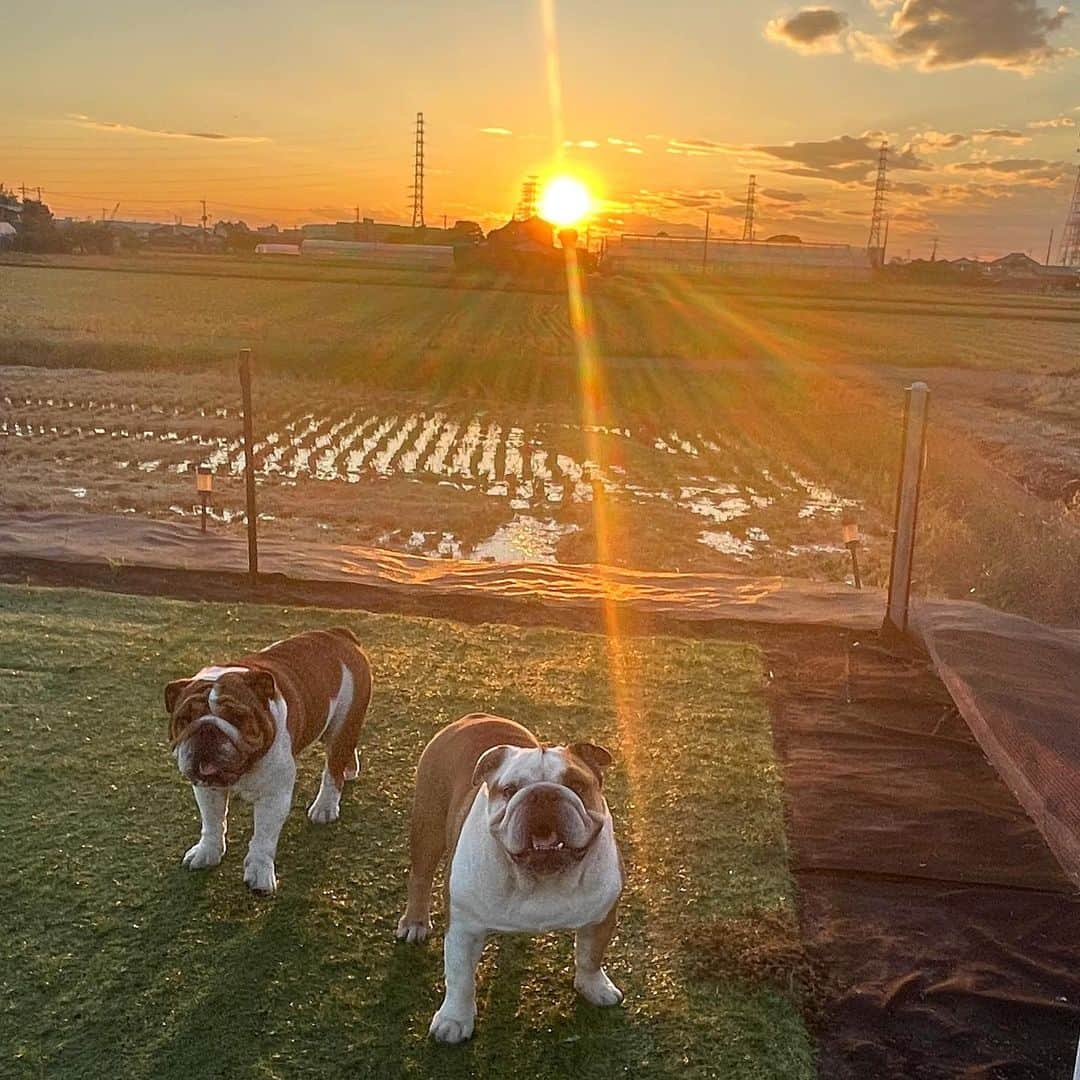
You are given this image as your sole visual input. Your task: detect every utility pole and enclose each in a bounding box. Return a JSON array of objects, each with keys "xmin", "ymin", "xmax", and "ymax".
[
  {"xmin": 741, "ymin": 175, "xmax": 756, "ymax": 242},
  {"xmin": 930, "ymin": 236, "xmax": 938, "ymax": 262},
  {"xmin": 354, "ymin": 205, "xmax": 360, "ymax": 241},
  {"xmin": 1046, "ymin": 227, "xmax": 1055, "ymax": 266},
  {"xmin": 200, "ymin": 199, "xmax": 208, "ymax": 252},
  {"xmin": 410, "ymin": 111, "xmax": 425, "ymax": 229}
]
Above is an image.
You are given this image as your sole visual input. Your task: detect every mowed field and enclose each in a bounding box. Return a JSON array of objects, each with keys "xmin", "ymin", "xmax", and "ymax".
[
  {"xmin": 0, "ymin": 584, "xmax": 813, "ymax": 1079},
  {"xmin": 1, "ymin": 256, "xmax": 1078, "ymax": 622}
]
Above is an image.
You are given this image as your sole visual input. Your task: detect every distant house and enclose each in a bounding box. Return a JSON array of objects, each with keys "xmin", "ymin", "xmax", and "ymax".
[
  {"xmin": 0, "ymin": 221, "xmax": 16, "ymax": 248},
  {"xmin": 988, "ymin": 251, "xmax": 1079, "ymax": 291},
  {"xmin": 988, "ymin": 252, "xmax": 1043, "ymax": 279},
  {"xmin": 0, "ymin": 194, "xmax": 21, "ymax": 227},
  {"xmin": 146, "ymin": 224, "xmax": 223, "ymax": 252},
  {"xmin": 950, "ymin": 257, "xmax": 985, "ymax": 275}
]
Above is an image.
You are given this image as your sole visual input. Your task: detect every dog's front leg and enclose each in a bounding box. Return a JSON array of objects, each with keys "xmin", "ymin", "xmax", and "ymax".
[
  {"xmin": 243, "ymin": 766, "xmax": 295, "ymax": 895},
  {"xmin": 574, "ymin": 903, "xmax": 623, "ymax": 1006},
  {"xmin": 182, "ymin": 784, "xmax": 229, "ymax": 869},
  {"xmin": 429, "ymin": 914, "xmax": 487, "ymax": 1044}
]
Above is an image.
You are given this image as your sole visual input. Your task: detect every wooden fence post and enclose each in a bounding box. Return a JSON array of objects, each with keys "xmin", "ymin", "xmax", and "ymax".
[
  {"xmin": 238, "ymin": 348, "xmax": 258, "ymax": 587},
  {"xmin": 885, "ymin": 381, "xmax": 930, "ymax": 633}
]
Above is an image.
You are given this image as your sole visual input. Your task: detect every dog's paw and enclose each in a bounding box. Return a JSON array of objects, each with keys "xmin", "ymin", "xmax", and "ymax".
[
  {"xmin": 307, "ymin": 796, "xmax": 340, "ymax": 825},
  {"xmin": 395, "ymin": 914, "xmax": 432, "ymax": 944},
  {"xmin": 429, "ymin": 1004, "xmax": 475, "ymax": 1044},
  {"xmin": 243, "ymin": 852, "xmax": 277, "ymax": 895},
  {"xmin": 182, "ymin": 840, "xmax": 224, "ymax": 870},
  {"xmin": 575, "ymin": 969, "xmax": 624, "ymax": 1007}
]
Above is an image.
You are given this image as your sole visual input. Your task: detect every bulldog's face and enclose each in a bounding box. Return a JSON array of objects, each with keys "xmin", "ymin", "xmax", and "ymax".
[
  {"xmin": 166, "ymin": 670, "xmax": 276, "ymax": 787},
  {"xmin": 472, "ymin": 742, "xmax": 613, "ymax": 876}
]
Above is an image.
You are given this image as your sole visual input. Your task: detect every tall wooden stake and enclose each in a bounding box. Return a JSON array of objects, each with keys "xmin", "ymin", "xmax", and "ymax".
[
  {"xmin": 885, "ymin": 381, "xmax": 930, "ymax": 633},
  {"xmin": 238, "ymin": 348, "xmax": 258, "ymax": 586}
]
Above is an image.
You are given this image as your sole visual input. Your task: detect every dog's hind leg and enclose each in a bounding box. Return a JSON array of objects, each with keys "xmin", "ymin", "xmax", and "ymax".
[
  {"xmin": 395, "ymin": 760, "xmax": 448, "ymax": 944},
  {"xmin": 309, "ymin": 660, "xmax": 371, "ymax": 825}
]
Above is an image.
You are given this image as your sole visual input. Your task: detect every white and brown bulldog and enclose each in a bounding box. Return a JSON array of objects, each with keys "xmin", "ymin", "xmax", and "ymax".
[
  {"xmin": 396, "ymin": 714, "xmax": 623, "ymax": 1044},
  {"xmin": 166, "ymin": 627, "xmax": 372, "ymax": 894}
]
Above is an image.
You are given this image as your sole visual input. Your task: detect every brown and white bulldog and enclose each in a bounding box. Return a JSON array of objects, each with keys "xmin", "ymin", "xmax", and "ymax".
[
  {"xmin": 165, "ymin": 627, "xmax": 372, "ymax": 894},
  {"xmin": 396, "ymin": 714, "xmax": 623, "ymax": 1044}
]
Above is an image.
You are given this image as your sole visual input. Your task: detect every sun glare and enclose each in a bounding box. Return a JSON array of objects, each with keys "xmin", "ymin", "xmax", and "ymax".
[{"xmin": 539, "ymin": 176, "xmax": 591, "ymax": 227}]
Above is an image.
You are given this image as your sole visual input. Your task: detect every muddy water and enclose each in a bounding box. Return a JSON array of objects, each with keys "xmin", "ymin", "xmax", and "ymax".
[{"xmin": 2, "ymin": 392, "xmax": 866, "ymax": 565}]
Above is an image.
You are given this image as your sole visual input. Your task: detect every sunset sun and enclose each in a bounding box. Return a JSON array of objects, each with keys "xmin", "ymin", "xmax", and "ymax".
[{"xmin": 539, "ymin": 176, "xmax": 592, "ymax": 227}]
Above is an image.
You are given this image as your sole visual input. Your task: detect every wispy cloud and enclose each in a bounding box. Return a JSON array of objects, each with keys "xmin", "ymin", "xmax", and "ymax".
[
  {"xmin": 479, "ymin": 126, "xmax": 513, "ymax": 136},
  {"xmin": 69, "ymin": 114, "xmax": 270, "ymax": 142},
  {"xmin": 1028, "ymin": 114, "xmax": 1077, "ymax": 128}
]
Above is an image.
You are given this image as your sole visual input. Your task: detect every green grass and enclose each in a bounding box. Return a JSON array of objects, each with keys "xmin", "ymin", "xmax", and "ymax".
[
  {"xmin": 0, "ymin": 585, "xmax": 813, "ymax": 1079},
  {"xmin": 1, "ymin": 261, "xmax": 1076, "ymax": 394}
]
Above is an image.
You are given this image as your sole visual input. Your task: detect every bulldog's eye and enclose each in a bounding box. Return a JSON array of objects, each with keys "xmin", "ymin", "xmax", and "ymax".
[{"xmin": 501, "ymin": 784, "xmax": 518, "ymax": 800}]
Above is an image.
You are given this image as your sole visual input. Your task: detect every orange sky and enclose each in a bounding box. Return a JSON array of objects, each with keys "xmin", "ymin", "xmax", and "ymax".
[{"xmin": 3, "ymin": 0, "xmax": 1079, "ymax": 258}]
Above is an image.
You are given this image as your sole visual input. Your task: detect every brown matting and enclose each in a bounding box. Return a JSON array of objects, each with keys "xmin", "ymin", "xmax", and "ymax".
[{"xmin": 766, "ymin": 631, "xmax": 1080, "ymax": 1079}]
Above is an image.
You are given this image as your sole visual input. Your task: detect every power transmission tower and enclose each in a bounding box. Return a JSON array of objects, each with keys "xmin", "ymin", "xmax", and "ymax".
[
  {"xmin": 868, "ymin": 140, "xmax": 888, "ymax": 265},
  {"xmin": 516, "ymin": 176, "xmax": 539, "ymax": 220},
  {"xmin": 410, "ymin": 112, "xmax": 425, "ymax": 229},
  {"xmin": 742, "ymin": 175, "xmax": 756, "ymax": 242},
  {"xmin": 1059, "ymin": 147, "xmax": 1080, "ymax": 267}
]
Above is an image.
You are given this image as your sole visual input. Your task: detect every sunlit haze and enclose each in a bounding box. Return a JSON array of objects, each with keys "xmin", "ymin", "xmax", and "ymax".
[{"xmin": 3, "ymin": 0, "xmax": 1080, "ymax": 256}]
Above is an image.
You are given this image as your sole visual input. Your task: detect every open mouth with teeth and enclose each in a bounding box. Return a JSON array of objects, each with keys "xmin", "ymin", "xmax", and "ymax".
[{"xmin": 511, "ymin": 830, "xmax": 585, "ymax": 871}]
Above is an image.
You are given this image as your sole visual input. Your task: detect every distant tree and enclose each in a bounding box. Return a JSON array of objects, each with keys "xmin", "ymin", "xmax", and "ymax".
[
  {"xmin": 62, "ymin": 221, "xmax": 116, "ymax": 255},
  {"xmin": 448, "ymin": 220, "xmax": 484, "ymax": 245},
  {"xmin": 13, "ymin": 200, "xmax": 68, "ymax": 253},
  {"xmin": 214, "ymin": 220, "xmax": 260, "ymax": 254}
]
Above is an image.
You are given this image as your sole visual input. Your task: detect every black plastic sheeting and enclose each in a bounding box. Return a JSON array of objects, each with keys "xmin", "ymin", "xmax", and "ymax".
[{"xmin": 766, "ymin": 632, "xmax": 1080, "ymax": 1080}]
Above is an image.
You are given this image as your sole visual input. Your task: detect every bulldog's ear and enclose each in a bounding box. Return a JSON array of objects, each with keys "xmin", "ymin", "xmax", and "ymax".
[
  {"xmin": 568, "ymin": 742, "xmax": 613, "ymax": 784},
  {"xmin": 164, "ymin": 679, "xmax": 190, "ymax": 714},
  {"xmin": 472, "ymin": 745, "xmax": 512, "ymax": 788},
  {"xmin": 243, "ymin": 670, "xmax": 276, "ymax": 703}
]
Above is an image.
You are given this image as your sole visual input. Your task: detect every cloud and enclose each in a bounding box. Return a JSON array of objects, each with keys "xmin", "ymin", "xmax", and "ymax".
[
  {"xmin": 849, "ymin": 0, "xmax": 1074, "ymax": 74},
  {"xmin": 971, "ymin": 127, "xmax": 1030, "ymax": 142},
  {"xmin": 765, "ymin": 7, "xmax": 850, "ymax": 53},
  {"xmin": 480, "ymin": 127, "xmax": 513, "ymax": 136},
  {"xmin": 912, "ymin": 129, "xmax": 969, "ymax": 150},
  {"xmin": 665, "ymin": 137, "xmax": 737, "ymax": 156},
  {"xmin": 754, "ymin": 134, "xmax": 928, "ymax": 182},
  {"xmin": 1028, "ymin": 114, "xmax": 1077, "ymax": 127},
  {"xmin": 69, "ymin": 113, "xmax": 270, "ymax": 142},
  {"xmin": 761, "ymin": 188, "xmax": 810, "ymax": 202},
  {"xmin": 949, "ymin": 156, "xmax": 1072, "ymax": 183}
]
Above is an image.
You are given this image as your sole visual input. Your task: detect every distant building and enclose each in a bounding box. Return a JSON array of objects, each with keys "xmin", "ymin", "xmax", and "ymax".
[
  {"xmin": 602, "ymin": 234, "xmax": 873, "ymax": 280},
  {"xmin": 988, "ymin": 252, "xmax": 1079, "ymax": 291},
  {"xmin": 0, "ymin": 221, "xmax": 16, "ymax": 248}
]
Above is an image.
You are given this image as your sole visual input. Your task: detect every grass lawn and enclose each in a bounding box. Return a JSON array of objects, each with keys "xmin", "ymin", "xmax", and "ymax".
[{"xmin": 0, "ymin": 585, "xmax": 813, "ymax": 1079}]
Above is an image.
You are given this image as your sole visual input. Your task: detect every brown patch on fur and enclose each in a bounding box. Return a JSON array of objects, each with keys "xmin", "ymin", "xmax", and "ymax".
[{"xmin": 558, "ymin": 757, "xmax": 606, "ymax": 814}]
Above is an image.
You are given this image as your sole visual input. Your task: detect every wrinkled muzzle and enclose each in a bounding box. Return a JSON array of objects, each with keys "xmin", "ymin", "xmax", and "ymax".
[
  {"xmin": 173, "ymin": 715, "xmax": 257, "ymax": 787},
  {"xmin": 494, "ymin": 782, "xmax": 604, "ymax": 874}
]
